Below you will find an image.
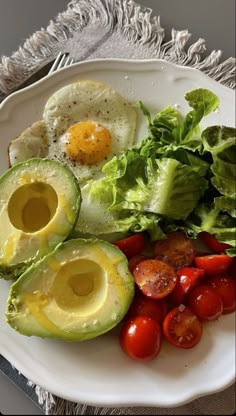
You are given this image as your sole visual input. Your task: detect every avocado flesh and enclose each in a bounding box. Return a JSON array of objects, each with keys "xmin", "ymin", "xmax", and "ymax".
[
  {"xmin": 0, "ymin": 158, "xmax": 81, "ymax": 279},
  {"xmin": 6, "ymin": 238, "xmax": 134, "ymax": 341}
]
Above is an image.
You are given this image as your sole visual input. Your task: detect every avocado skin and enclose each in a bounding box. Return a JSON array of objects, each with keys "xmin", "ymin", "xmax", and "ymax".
[
  {"xmin": 6, "ymin": 238, "xmax": 135, "ymax": 341},
  {"xmin": 0, "ymin": 261, "xmax": 32, "ymax": 281}
]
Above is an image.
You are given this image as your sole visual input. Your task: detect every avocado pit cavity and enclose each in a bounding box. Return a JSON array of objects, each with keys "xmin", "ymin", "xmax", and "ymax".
[
  {"xmin": 8, "ymin": 182, "xmax": 58, "ymax": 233},
  {"xmin": 52, "ymin": 259, "xmax": 107, "ymax": 314}
]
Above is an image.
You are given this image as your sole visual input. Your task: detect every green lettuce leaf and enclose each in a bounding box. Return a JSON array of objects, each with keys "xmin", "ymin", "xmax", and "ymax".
[
  {"xmin": 144, "ymin": 158, "xmax": 208, "ymax": 220},
  {"xmin": 135, "ymin": 88, "xmax": 220, "ymax": 155},
  {"xmin": 74, "ymin": 181, "xmax": 164, "ymax": 241},
  {"xmin": 181, "ymin": 89, "xmax": 220, "ymax": 146},
  {"xmin": 202, "ymin": 126, "xmax": 236, "ymax": 197},
  {"xmin": 215, "ymin": 196, "xmax": 236, "ymax": 218},
  {"xmin": 183, "ymin": 203, "xmax": 236, "ymax": 256},
  {"xmin": 91, "ymin": 150, "xmax": 208, "ymax": 222}
]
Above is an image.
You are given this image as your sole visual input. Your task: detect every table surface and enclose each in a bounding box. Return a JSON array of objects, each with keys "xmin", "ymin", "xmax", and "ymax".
[{"xmin": 0, "ymin": 0, "xmax": 235, "ymax": 414}]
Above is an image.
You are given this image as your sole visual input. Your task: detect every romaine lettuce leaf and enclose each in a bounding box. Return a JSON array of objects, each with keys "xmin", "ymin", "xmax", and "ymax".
[
  {"xmin": 181, "ymin": 89, "xmax": 220, "ymax": 146},
  {"xmin": 183, "ymin": 203, "xmax": 236, "ymax": 256},
  {"xmin": 215, "ymin": 196, "xmax": 236, "ymax": 218},
  {"xmin": 135, "ymin": 88, "xmax": 219, "ymax": 155},
  {"xmin": 202, "ymin": 126, "xmax": 236, "ymax": 197},
  {"xmin": 144, "ymin": 158, "xmax": 208, "ymax": 220},
  {"xmin": 74, "ymin": 181, "xmax": 164, "ymax": 240},
  {"xmin": 91, "ymin": 151, "xmax": 208, "ymax": 221}
]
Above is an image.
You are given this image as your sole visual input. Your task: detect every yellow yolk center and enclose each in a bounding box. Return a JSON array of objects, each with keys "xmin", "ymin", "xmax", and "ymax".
[{"xmin": 65, "ymin": 121, "xmax": 112, "ymax": 165}]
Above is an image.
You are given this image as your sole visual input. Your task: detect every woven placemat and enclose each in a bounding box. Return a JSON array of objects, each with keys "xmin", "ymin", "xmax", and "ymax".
[{"xmin": 0, "ymin": 0, "xmax": 235, "ymax": 415}]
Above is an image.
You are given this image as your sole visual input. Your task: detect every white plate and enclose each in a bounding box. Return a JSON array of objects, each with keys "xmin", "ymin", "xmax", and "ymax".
[{"xmin": 0, "ymin": 59, "xmax": 235, "ymax": 408}]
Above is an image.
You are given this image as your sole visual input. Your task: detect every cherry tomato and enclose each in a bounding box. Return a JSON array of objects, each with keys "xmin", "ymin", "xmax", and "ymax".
[
  {"xmin": 154, "ymin": 231, "xmax": 195, "ymax": 270},
  {"xmin": 188, "ymin": 285, "xmax": 223, "ymax": 321},
  {"xmin": 194, "ymin": 254, "xmax": 233, "ymax": 275},
  {"xmin": 128, "ymin": 254, "xmax": 150, "ymax": 273},
  {"xmin": 207, "ymin": 274, "xmax": 236, "ymax": 314},
  {"xmin": 114, "ymin": 233, "xmax": 146, "ymax": 259},
  {"xmin": 119, "ymin": 316, "xmax": 162, "ymax": 361},
  {"xmin": 199, "ymin": 232, "xmax": 231, "ymax": 253},
  {"xmin": 170, "ymin": 267, "xmax": 205, "ymax": 306},
  {"xmin": 133, "ymin": 259, "xmax": 176, "ymax": 299},
  {"xmin": 163, "ymin": 305, "xmax": 202, "ymax": 349},
  {"xmin": 126, "ymin": 295, "xmax": 168, "ymax": 324},
  {"xmin": 228, "ymin": 258, "xmax": 236, "ymax": 278}
]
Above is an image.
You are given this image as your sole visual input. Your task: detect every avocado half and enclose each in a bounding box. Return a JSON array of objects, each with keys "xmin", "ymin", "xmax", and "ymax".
[
  {"xmin": 6, "ymin": 238, "xmax": 135, "ymax": 341},
  {"xmin": 0, "ymin": 158, "xmax": 81, "ymax": 279}
]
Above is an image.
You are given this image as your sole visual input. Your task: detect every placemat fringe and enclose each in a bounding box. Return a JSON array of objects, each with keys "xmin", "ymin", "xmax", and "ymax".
[{"xmin": 0, "ymin": 0, "xmax": 235, "ymax": 97}]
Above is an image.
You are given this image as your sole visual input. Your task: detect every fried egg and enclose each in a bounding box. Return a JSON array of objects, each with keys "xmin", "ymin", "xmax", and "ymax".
[
  {"xmin": 8, "ymin": 120, "xmax": 48, "ymax": 166},
  {"xmin": 9, "ymin": 80, "xmax": 137, "ymax": 183}
]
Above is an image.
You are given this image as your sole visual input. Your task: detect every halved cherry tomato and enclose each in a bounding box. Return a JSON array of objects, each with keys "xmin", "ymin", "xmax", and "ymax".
[
  {"xmin": 207, "ymin": 274, "xmax": 236, "ymax": 314},
  {"xmin": 199, "ymin": 232, "xmax": 231, "ymax": 253},
  {"xmin": 133, "ymin": 259, "xmax": 176, "ymax": 299},
  {"xmin": 194, "ymin": 254, "xmax": 233, "ymax": 275},
  {"xmin": 119, "ymin": 316, "xmax": 162, "ymax": 361},
  {"xmin": 170, "ymin": 267, "xmax": 205, "ymax": 306},
  {"xmin": 163, "ymin": 305, "xmax": 202, "ymax": 349},
  {"xmin": 114, "ymin": 233, "xmax": 146, "ymax": 259},
  {"xmin": 188, "ymin": 285, "xmax": 223, "ymax": 321},
  {"xmin": 126, "ymin": 295, "xmax": 168, "ymax": 324},
  {"xmin": 128, "ymin": 254, "xmax": 150, "ymax": 273},
  {"xmin": 154, "ymin": 231, "xmax": 195, "ymax": 270}
]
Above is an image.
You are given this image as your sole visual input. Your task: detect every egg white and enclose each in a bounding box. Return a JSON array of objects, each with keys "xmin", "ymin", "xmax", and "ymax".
[
  {"xmin": 9, "ymin": 80, "xmax": 137, "ymax": 183},
  {"xmin": 8, "ymin": 121, "xmax": 48, "ymax": 167}
]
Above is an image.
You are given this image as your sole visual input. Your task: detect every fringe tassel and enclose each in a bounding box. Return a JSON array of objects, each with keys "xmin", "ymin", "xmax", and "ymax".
[{"xmin": 0, "ymin": 0, "xmax": 235, "ymax": 96}]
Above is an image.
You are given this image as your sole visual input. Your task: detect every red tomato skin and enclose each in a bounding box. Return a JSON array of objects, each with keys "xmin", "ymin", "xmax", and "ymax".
[
  {"xmin": 170, "ymin": 267, "xmax": 205, "ymax": 306},
  {"xmin": 128, "ymin": 254, "xmax": 150, "ymax": 273},
  {"xmin": 119, "ymin": 316, "xmax": 162, "ymax": 362},
  {"xmin": 113, "ymin": 233, "xmax": 146, "ymax": 259},
  {"xmin": 199, "ymin": 232, "xmax": 231, "ymax": 253},
  {"xmin": 228, "ymin": 258, "xmax": 236, "ymax": 278},
  {"xmin": 162, "ymin": 306, "xmax": 202, "ymax": 349},
  {"xmin": 194, "ymin": 254, "xmax": 233, "ymax": 275},
  {"xmin": 188, "ymin": 285, "xmax": 223, "ymax": 321},
  {"xmin": 207, "ymin": 274, "xmax": 236, "ymax": 314},
  {"xmin": 154, "ymin": 231, "xmax": 195, "ymax": 270},
  {"xmin": 133, "ymin": 259, "xmax": 177, "ymax": 299},
  {"xmin": 126, "ymin": 295, "xmax": 168, "ymax": 324}
]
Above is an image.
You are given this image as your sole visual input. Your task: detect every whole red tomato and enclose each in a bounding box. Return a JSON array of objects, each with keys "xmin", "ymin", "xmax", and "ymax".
[{"xmin": 119, "ymin": 316, "xmax": 162, "ymax": 361}]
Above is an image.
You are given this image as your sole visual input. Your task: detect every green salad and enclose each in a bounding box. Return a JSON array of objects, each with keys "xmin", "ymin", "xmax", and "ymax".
[{"xmin": 74, "ymin": 88, "xmax": 236, "ymax": 256}]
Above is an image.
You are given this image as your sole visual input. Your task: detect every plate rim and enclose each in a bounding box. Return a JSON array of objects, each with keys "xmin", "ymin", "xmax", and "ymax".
[{"xmin": 0, "ymin": 57, "xmax": 234, "ymax": 113}]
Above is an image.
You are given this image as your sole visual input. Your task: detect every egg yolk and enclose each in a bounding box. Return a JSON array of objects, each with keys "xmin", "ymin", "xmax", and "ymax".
[{"xmin": 65, "ymin": 121, "xmax": 112, "ymax": 165}]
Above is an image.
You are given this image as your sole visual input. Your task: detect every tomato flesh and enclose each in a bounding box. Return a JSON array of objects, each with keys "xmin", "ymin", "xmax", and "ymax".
[
  {"xmin": 114, "ymin": 233, "xmax": 146, "ymax": 259},
  {"xmin": 188, "ymin": 284, "xmax": 223, "ymax": 321},
  {"xmin": 126, "ymin": 295, "xmax": 168, "ymax": 324},
  {"xmin": 163, "ymin": 306, "xmax": 202, "ymax": 349},
  {"xmin": 119, "ymin": 316, "xmax": 162, "ymax": 361},
  {"xmin": 207, "ymin": 274, "xmax": 236, "ymax": 314},
  {"xmin": 133, "ymin": 259, "xmax": 177, "ymax": 299},
  {"xmin": 170, "ymin": 267, "xmax": 205, "ymax": 305},
  {"xmin": 194, "ymin": 254, "xmax": 233, "ymax": 275},
  {"xmin": 154, "ymin": 231, "xmax": 195, "ymax": 270},
  {"xmin": 199, "ymin": 232, "xmax": 231, "ymax": 253}
]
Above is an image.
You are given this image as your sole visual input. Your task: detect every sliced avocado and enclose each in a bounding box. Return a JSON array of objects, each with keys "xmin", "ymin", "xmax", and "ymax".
[
  {"xmin": 6, "ymin": 238, "xmax": 134, "ymax": 341},
  {"xmin": 0, "ymin": 158, "xmax": 81, "ymax": 279}
]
